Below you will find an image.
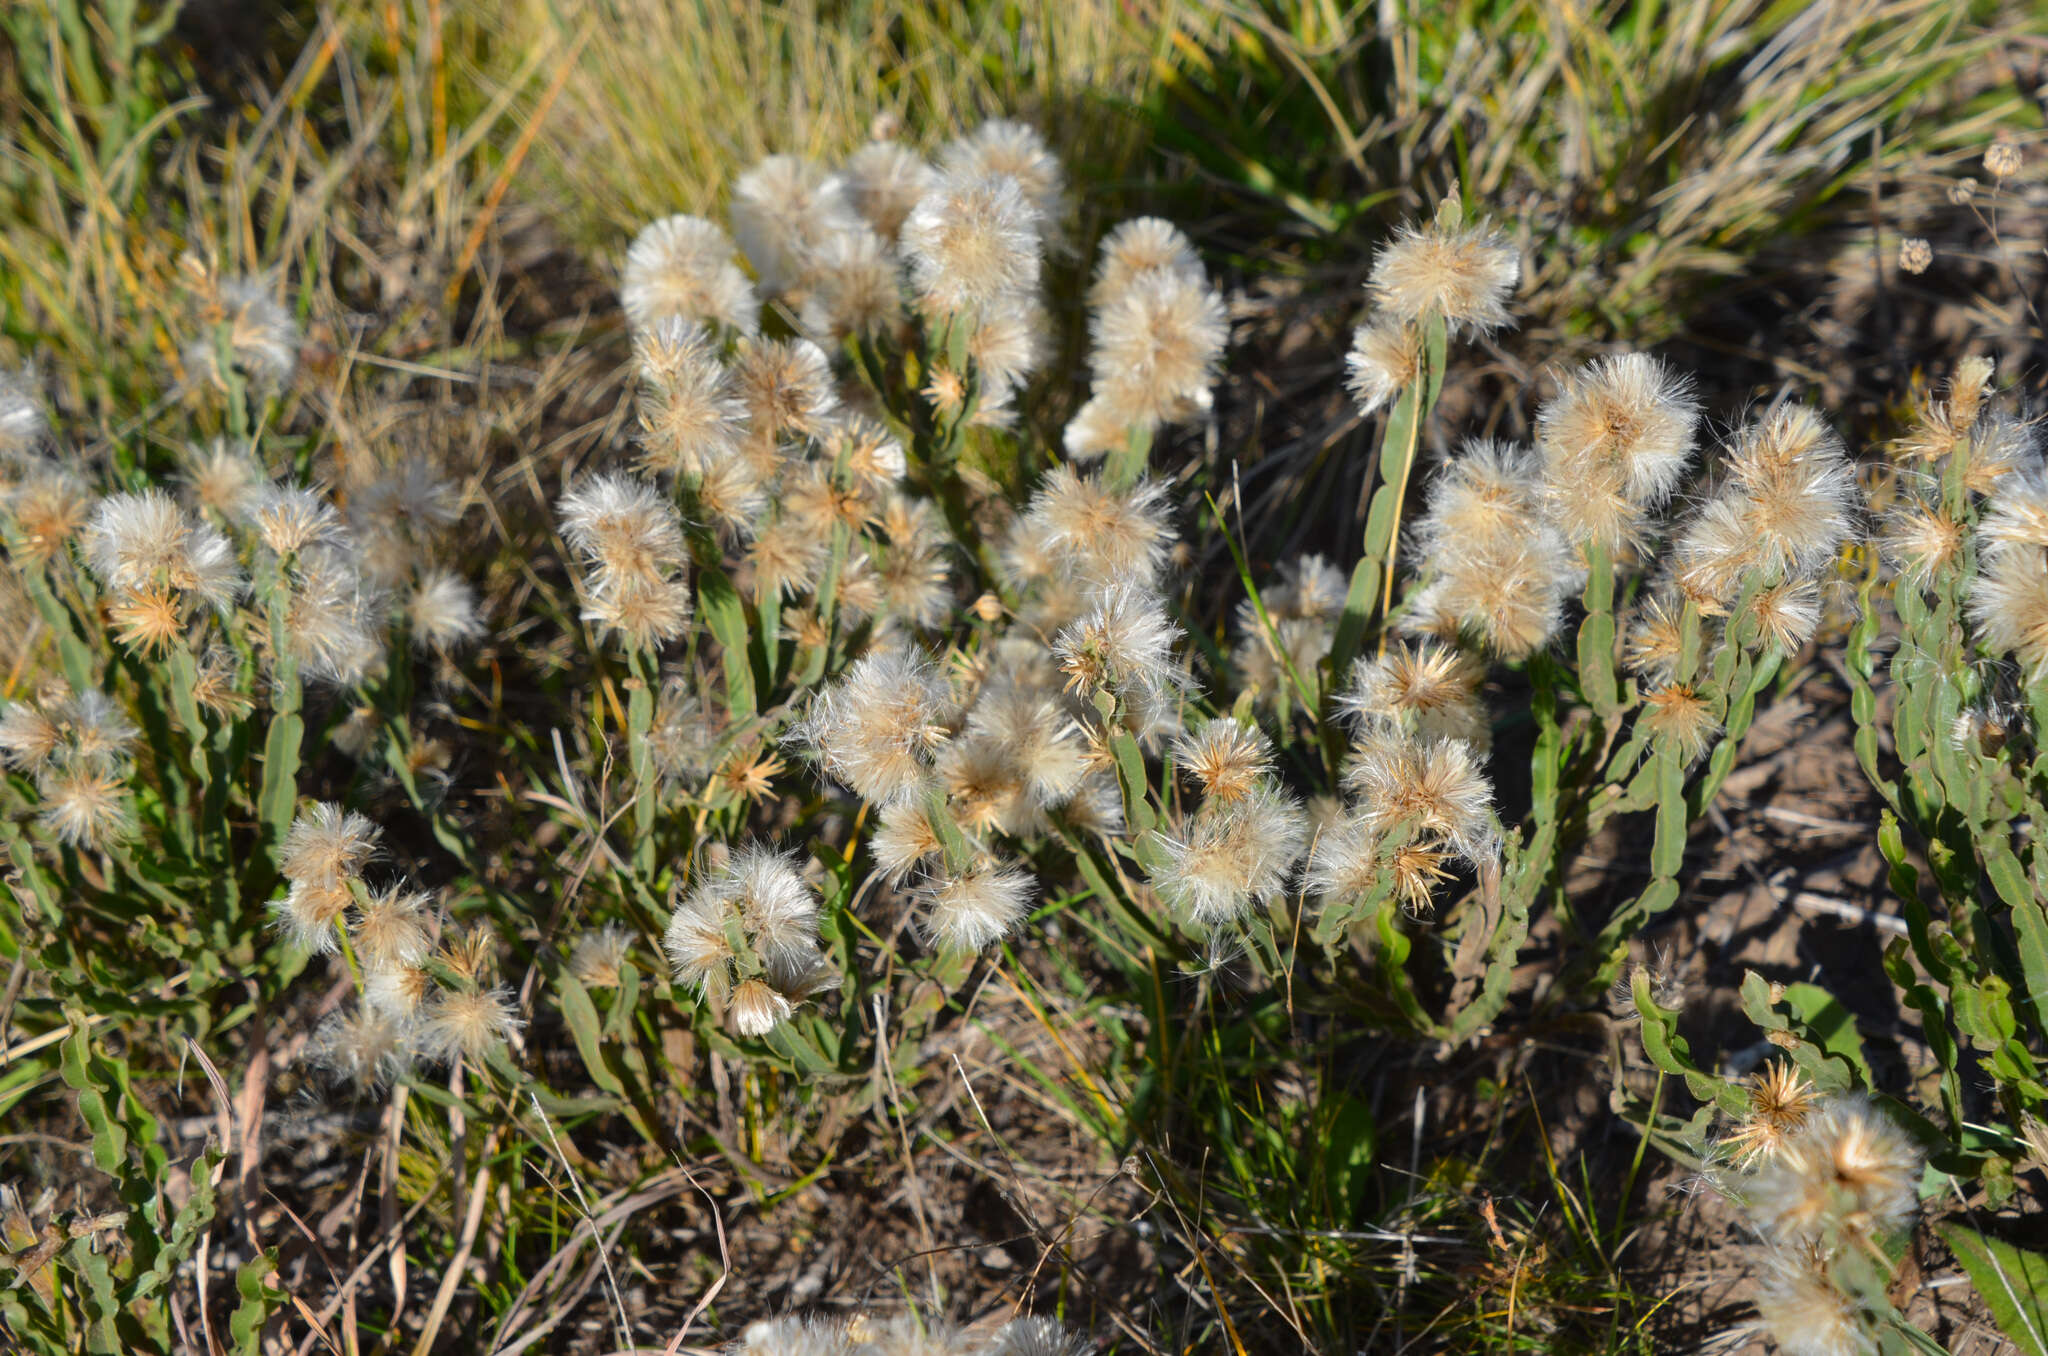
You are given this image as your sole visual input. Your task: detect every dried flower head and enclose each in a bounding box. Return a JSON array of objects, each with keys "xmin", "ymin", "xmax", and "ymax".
[
  {"xmin": 1368, "ymin": 218, "xmax": 1519, "ymax": 334},
  {"xmin": 793, "ymin": 646, "xmax": 955, "ymax": 807},
  {"xmin": 1088, "ymin": 268, "xmax": 1228, "ymax": 429},
  {"xmin": 1345, "ymin": 317, "xmax": 1422, "ymax": 416},
  {"xmin": 1173, "ymin": 718, "xmax": 1273, "ymax": 802},
  {"xmin": 1746, "ymin": 1095, "xmax": 1921, "ymax": 1245},
  {"xmin": 1536, "ymin": 354, "xmax": 1700, "ymax": 551},
  {"xmin": 729, "ymin": 155, "xmax": 861, "ymax": 296},
  {"xmin": 621, "ymin": 214, "xmax": 759, "ymax": 335},
  {"xmin": 420, "ymin": 986, "xmax": 523, "ymax": 1063},
  {"xmin": 1724, "ymin": 1063, "xmax": 1818, "ymax": 1170},
  {"xmin": 1986, "ymin": 140, "xmax": 2022, "ymax": 179},
  {"xmin": 902, "ymin": 171, "xmax": 1042, "ymax": 314},
  {"xmin": 1897, "ymin": 237, "xmax": 1932, "ymax": 275},
  {"xmin": 281, "ymin": 802, "xmax": 380, "ymax": 885},
  {"xmin": 843, "ymin": 140, "xmax": 937, "ymax": 242},
  {"xmin": 917, "ymin": 862, "xmax": 1036, "ymax": 952}
]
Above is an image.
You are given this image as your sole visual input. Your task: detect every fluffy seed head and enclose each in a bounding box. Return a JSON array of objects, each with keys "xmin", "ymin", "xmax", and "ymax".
[
  {"xmin": 940, "ymin": 119, "xmax": 1064, "ymax": 234},
  {"xmin": 1752, "ymin": 1248, "xmax": 1862, "ymax": 1356},
  {"xmin": 1172, "ymin": 718, "xmax": 1273, "ymax": 802},
  {"xmin": 310, "ymin": 1006, "xmax": 410, "ymax": 1093},
  {"xmin": 1345, "ymin": 318, "xmax": 1421, "ymax": 416},
  {"xmin": 1054, "ymin": 586, "xmax": 1187, "ymax": 701},
  {"xmin": 282, "ymin": 802, "xmax": 380, "ymax": 885},
  {"xmin": 84, "ymin": 489, "xmax": 244, "ymax": 609},
  {"xmin": 568, "ymin": 927, "xmax": 633, "ymax": 988},
  {"xmin": 796, "ymin": 225, "xmax": 903, "ymax": 341},
  {"xmin": 37, "ymin": 763, "xmax": 133, "ymax": 848},
  {"xmin": 1020, "ymin": 466, "xmax": 1175, "ymax": 589},
  {"xmin": 1368, "ymin": 218, "xmax": 1519, "ymax": 334},
  {"xmin": 1088, "ymin": 269, "xmax": 1227, "ymax": 429},
  {"xmin": 633, "ymin": 319, "xmax": 748, "ymax": 477},
  {"xmin": 1641, "ymin": 683, "xmax": 1720, "ymax": 762},
  {"xmin": 0, "ymin": 702, "xmax": 60, "ymax": 771},
  {"xmin": 0, "ymin": 367, "xmax": 47, "ymax": 463},
  {"xmin": 1880, "ymin": 494, "xmax": 1963, "ymax": 590},
  {"xmin": 1413, "ymin": 438, "xmax": 1546, "ymax": 562},
  {"xmin": 1536, "ymin": 354, "xmax": 1700, "ymax": 546},
  {"xmin": 728, "ymin": 156, "xmax": 861, "ymax": 296},
  {"xmin": 917, "ymin": 862, "xmax": 1036, "ymax": 952},
  {"xmin": 1968, "ymin": 548, "xmax": 2048, "ymax": 677},
  {"xmin": 353, "ymin": 887, "xmax": 435, "ymax": 970},
  {"xmin": 1725, "ymin": 1063, "xmax": 1818, "ymax": 1170},
  {"xmin": 192, "ymin": 276, "xmax": 299, "ymax": 390},
  {"xmin": 621, "ymin": 214, "xmax": 759, "ymax": 335},
  {"xmin": 270, "ymin": 877, "xmax": 352, "ymax": 953},
  {"xmin": 7, "ymin": 468, "xmax": 89, "ymax": 564},
  {"xmin": 902, "ymin": 171, "xmax": 1042, "ymax": 314},
  {"xmin": 1339, "ymin": 642, "xmax": 1488, "ymax": 746},
  {"xmin": 1746, "ymin": 1095, "xmax": 1921, "ymax": 1245},
  {"xmin": 793, "ymin": 646, "xmax": 955, "ymax": 807},
  {"xmin": 1341, "ymin": 729, "xmax": 1495, "ymax": 862},
  {"xmin": 842, "ymin": 140, "xmax": 937, "ymax": 241},
  {"xmin": 1091, "ymin": 217, "xmax": 1202, "ymax": 309},
  {"xmin": 407, "ymin": 571, "xmax": 482, "ymax": 649},
  {"xmin": 1148, "ymin": 780, "xmax": 1308, "ymax": 925},
  {"xmin": 420, "ymin": 986, "xmax": 523, "ymax": 1063},
  {"xmin": 731, "ymin": 336, "xmax": 839, "ymax": 442}
]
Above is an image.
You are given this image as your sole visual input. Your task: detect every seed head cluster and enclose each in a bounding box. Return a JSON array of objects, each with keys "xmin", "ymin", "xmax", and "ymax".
[{"xmin": 664, "ymin": 845, "xmax": 831, "ymax": 1036}]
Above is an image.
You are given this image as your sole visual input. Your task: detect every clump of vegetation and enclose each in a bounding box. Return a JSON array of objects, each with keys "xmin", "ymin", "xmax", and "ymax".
[{"xmin": 5, "ymin": 4, "xmax": 2048, "ymax": 1355}]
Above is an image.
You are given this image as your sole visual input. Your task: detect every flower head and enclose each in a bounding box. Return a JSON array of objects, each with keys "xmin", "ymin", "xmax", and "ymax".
[
  {"xmin": 842, "ymin": 140, "xmax": 937, "ymax": 242},
  {"xmin": 419, "ymin": 986, "xmax": 523, "ymax": 1063},
  {"xmin": 792, "ymin": 646, "xmax": 955, "ymax": 807},
  {"xmin": 1087, "ymin": 269, "xmax": 1227, "ymax": 431},
  {"xmin": 621, "ymin": 214, "xmax": 759, "ymax": 335},
  {"xmin": 1368, "ymin": 218, "xmax": 1519, "ymax": 334},
  {"xmin": 917, "ymin": 862, "xmax": 1035, "ymax": 952},
  {"xmin": 1536, "ymin": 354, "xmax": 1699, "ymax": 551},
  {"xmin": 902, "ymin": 171, "xmax": 1042, "ymax": 314},
  {"xmin": 1345, "ymin": 318, "xmax": 1421, "ymax": 417}
]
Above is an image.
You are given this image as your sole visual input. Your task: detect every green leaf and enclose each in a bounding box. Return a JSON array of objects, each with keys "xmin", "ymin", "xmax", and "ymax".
[
  {"xmin": 696, "ymin": 566, "xmax": 756, "ymax": 718},
  {"xmin": 229, "ymin": 1252, "xmax": 280, "ymax": 1356},
  {"xmin": 1939, "ymin": 1223, "xmax": 2048, "ymax": 1356},
  {"xmin": 1320, "ymin": 1092, "xmax": 1377, "ymax": 1225}
]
